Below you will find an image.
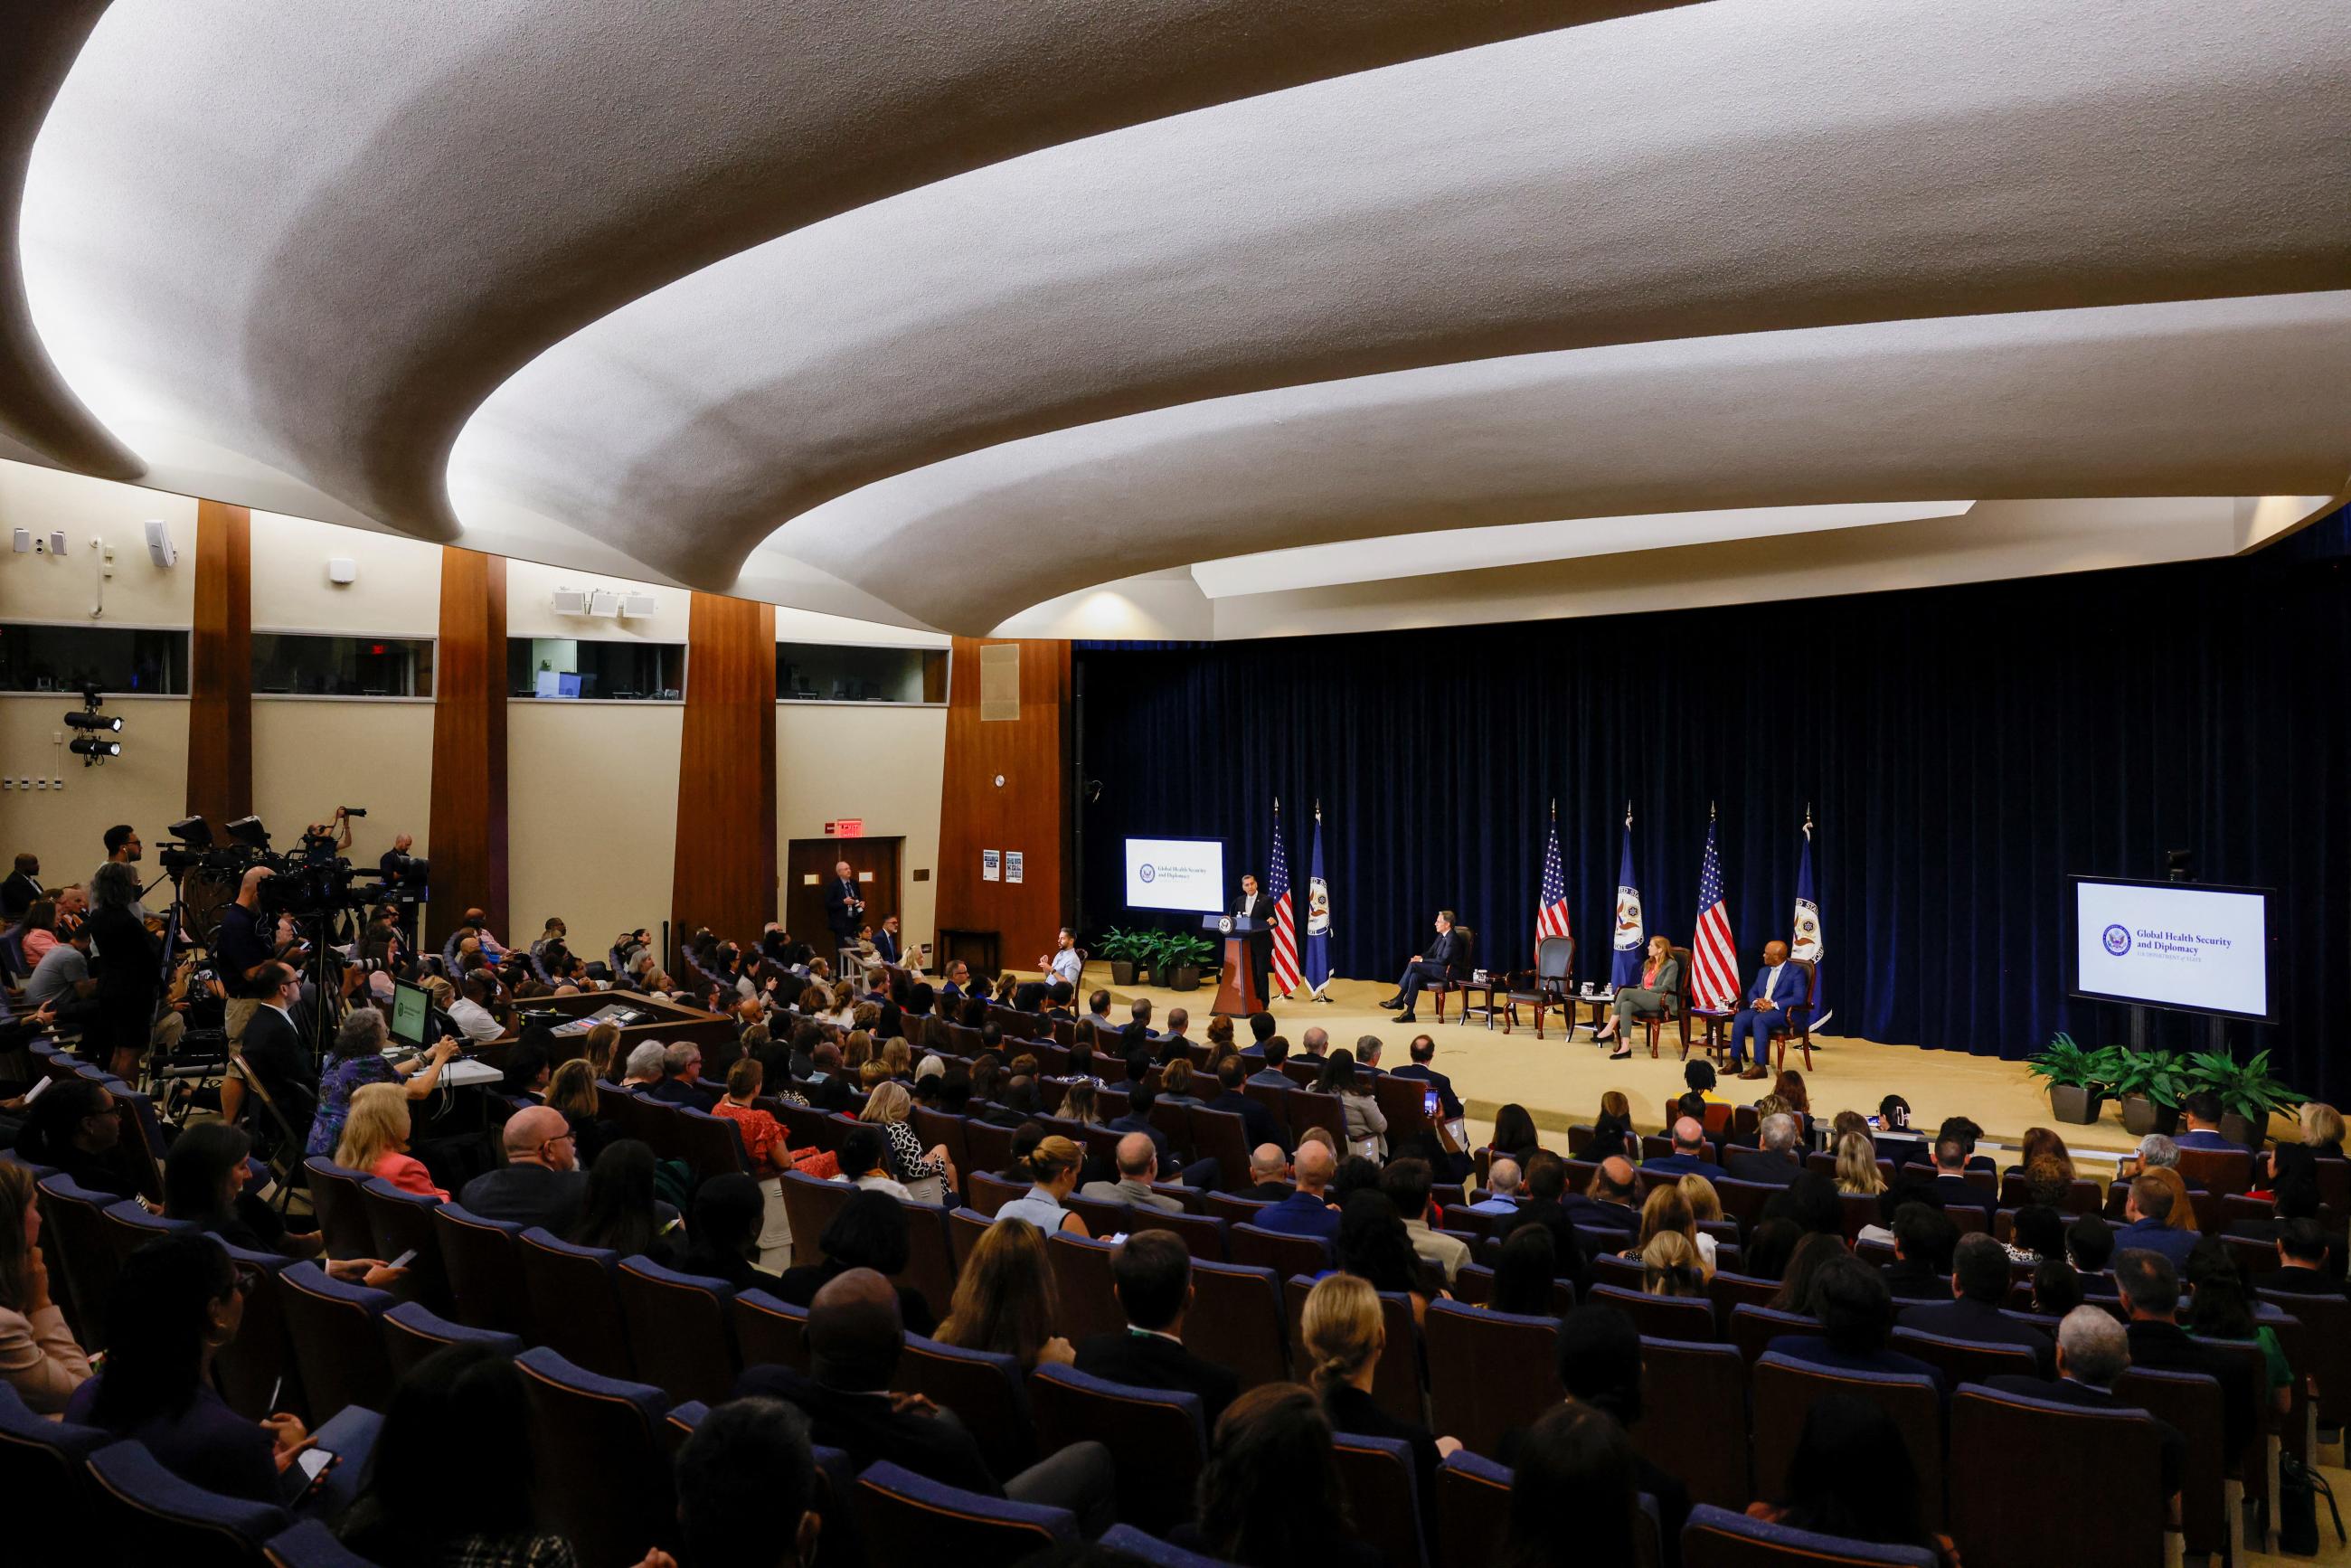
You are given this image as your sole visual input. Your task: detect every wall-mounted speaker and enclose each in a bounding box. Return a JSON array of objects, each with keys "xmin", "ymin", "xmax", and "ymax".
[
  {"xmin": 144, "ymin": 519, "xmax": 177, "ymax": 568},
  {"xmin": 551, "ymin": 587, "xmax": 590, "ymax": 615},
  {"xmin": 621, "ymin": 592, "xmax": 657, "ymax": 619},
  {"xmin": 589, "ymin": 590, "xmax": 621, "ymax": 617}
]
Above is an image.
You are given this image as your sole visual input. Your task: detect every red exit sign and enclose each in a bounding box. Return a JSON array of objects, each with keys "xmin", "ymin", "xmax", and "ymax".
[{"xmin": 824, "ymin": 818, "xmax": 865, "ymax": 837}]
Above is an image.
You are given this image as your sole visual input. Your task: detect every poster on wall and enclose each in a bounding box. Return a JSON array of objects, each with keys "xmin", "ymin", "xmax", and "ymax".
[
  {"xmin": 1006, "ymin": 851, "xmax": 1024, "ymax": 884},
  {"xmin": 983, "ymin": 850, "xmax": 1001, "ymax": 882}
]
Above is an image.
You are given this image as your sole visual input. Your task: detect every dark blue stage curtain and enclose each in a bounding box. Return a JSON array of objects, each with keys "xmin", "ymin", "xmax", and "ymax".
[{"xmin": 1075, "ymin": 508, "xmax": 2351, "ymax": 1100}]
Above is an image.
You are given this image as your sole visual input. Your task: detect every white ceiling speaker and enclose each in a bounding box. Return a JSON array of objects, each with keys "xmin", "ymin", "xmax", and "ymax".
[
  {"xmin": 327, "ymin": 555, "xmax": 356, "ymax": 584},
  {"xmin": 589, "ymin": 590, "xmax": 621, "ymax": 617},
  {"xmin": 620, "ymin": 592, "xmax": 656, "ymax": 619},
  {"xmin": 551, "ymin": 586, "xmax": 590, "ymax": 615},
  {"xmin": 144, "ymin": 518, "xmax": 176, "ymax": 567}
]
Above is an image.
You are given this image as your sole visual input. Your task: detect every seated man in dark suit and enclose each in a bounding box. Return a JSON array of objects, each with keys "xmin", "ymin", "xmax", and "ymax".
[
  {"xmin": 457, "ymin": 1105, "xmax": 589, "ymax": 1233},
  {"xmin": 1107, "ymin": 1084, "xmax": 1177, "ymax": 1170},
  {"xmin": 1513, "ymin": 1153, "xmax": 1591, "ymax": 1294},
  {"xmin": 1242, "ymin": 1034, "xmax": 1292, "ymax": 1088},
  {"xmin": 1238, "ymin": 1010, "xmax": 1279, "ymax": 1060},
  {"xmin": 1378, "ymin": 909, "xmax": 1465, "ymax": 1025},
  {"xmin": 2172, "ymin": 1092, "xmax": 2245, "ymax": 1152},
  {"xmin": 1254, "ymin": 1140, "xmax": 1343, "ymax": 1240},
  {"xmin": 1562, "ymin": 1157, "xmax": 1642, "ymax": 1234},
  {"xmin": 2113, "ymin": 1176, "xmax": 2199, "ymax": 1270},
  {"xmin": 1764, "ymin": 1253, "xmax": 1944, "ymax": 1392},
  {"xmin": 736, "ymin": 1269, "xmax": 1114, "ymax": 1533},
  {"xmin": 1389, "ymin": 1034, "xmax": 1461, "ymax": 1120},
  {"xmin": 802, "ymin": 1042, "xmax": 853, "ymax": 1112},
  {"xmin": 648, "ymin": 1041, "xmax": 722, "ymax": 1110},
  {"xmin": 1982, "ymin": 1305, "xmax": 2185, "ymax": 1513},
  {"xmin": 1898, "ymin": 1233, "xmax": 2054, "ymax": 1376},
  {"xmin": 2250, "ymin": 1218, "xmax": 2347, "ymax": 1296},
  {"xmin": 1924, "ymin": 1134, "xmax": 1987, "ymax": 1211},
  {"xmin": 2064, "ymin": 1212, "xmax": 2120, "ymax": 1296},
  {"xmin": 1881, "ymin": 1203, "xmax": 1959, "ymax": 1301},
  {"xmin": 1639, "ymin": 1117, "xmax": 1714, "ymax": 1178},
  {"xmin": 1237, "ymin": 1145, "xmax": 1295, "ymax": 1202},
  {"xmin": 1204, "ymin": 1054, "xmax": 1286, "ymax": 1153},
  {"xmin": 237, "ymin": 962, "xmax": 320, "ymax": 1135},
  {"xmin": 2117, "ymin": 1247, "xmax": 2261, "ymax": 1473},
  {"xmin": 1723, "ymin": 1113, "xmax": 1804, "ymax": 1187},
  {"xmin": 1073, "ymin": 1230, "xmax": 1238, "ymax": 1430}
]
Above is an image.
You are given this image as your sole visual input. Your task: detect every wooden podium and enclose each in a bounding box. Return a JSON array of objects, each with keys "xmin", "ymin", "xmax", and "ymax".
[{"xmin": 1208, "ymin": 914, "xmax": 1264, "ymax": 1016}]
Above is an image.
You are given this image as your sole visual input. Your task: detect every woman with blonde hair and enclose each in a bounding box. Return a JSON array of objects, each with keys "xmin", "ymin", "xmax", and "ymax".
[
  {"xmin": 2299, "ymin": 1101, "xmax": 2346, "ymax": 1159},
  {"xmin": 857, "ymin": 1060, "xmax": 890, "ymax": 1090},
  {"xmin": 581, "ymin": 1021, "xmax": 623, "ymax": 1081},
  {"xmin": 1641, "ymin": 1230, "xmax": 1707, "ymax": 1298},
  {"xmin": 850, "ymin": 1001, "xmax": 881, "ymax": 1036},
  {"xmin": 993, "ymin": 1136, "xmax": 1089, "ymax": 1237},
  {"xmin": 881, "ymin": 1037, "xmax": 913, "ymax": 1081},
  {"xmin": 857, "ymin": 1080, "xmax": 952, "ymax": 1201},
  {"xmin": 1622, "ymin": 1183, "xmax": 1714, "ymax": 1272},
  {"xmin": 1063, "ymin": 1080, "xmax": 1104, "ymax": 1127},
  {"xmin": 1594, "ymin": 933, "xmax": 1680, "ymax": 1060},
  {"xmin": 1677, "ymin": 1172, "xmax": 1723, "ymax": 1226},
  {"xmin": 1834, "ymin": 1131, "xmax": 1887, "ymax": 1196},
  {"xmin": 1301, "ymin": 1273, "xmax": 1461, "ymax": 1517},
  {"xmin": 827, "ymin": 981, "xmax": 857, "ymax": 1029},
  {"xmin": 937, "ymin": 1215, "xmax": 1074, "ymax": 1369},
  {"xmin": 335, "ymin": 1082, "xmax": 446, "ymax": 1199}
]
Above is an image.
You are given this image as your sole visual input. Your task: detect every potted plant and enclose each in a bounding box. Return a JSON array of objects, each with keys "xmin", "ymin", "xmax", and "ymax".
[
  {"xmin": 1160, "ymin": 930, "xmax": 1217, "ymax": 992},
  {"xmin": 2184, "ymin": 1047, "xmax": 2301, "ymax": 1147},
  {"xmin": 2108, "ymin": 1045, "xmax": 2192, "ymax": 1137},
  {"xmin": 2025, "ymin": 1033, "xmax": 2113, "ymax": 1126},
  {"xmin": 1096, "ymin": 927, "xmax": 1142, "ymax": 987}
]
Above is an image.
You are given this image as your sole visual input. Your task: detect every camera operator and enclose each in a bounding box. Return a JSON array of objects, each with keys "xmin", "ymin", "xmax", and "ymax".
[
  {"xmin": 301, "ymin": 808, "xmax": 355, "ymax": 857},
  {"xmin": 357, "ymin": 905, "xmax": 406, "ymax": 973},
  {"xmin": 217, "ymin": 866, "xmax": 307, "ymax": 1046}
]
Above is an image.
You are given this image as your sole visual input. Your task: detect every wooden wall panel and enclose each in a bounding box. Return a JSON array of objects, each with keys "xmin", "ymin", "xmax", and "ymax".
[
  {"xmin": 185, "ymin": 499, "xmax": 251, "ymax": 828},
  {"xmin": 672, "ymin": 591, "xmax": 778, "ymax": 944},
  {"xmin": 936, "ymin": 637, "xmax": 1072, "ymax": 974},
  {"xmin": 428, "ymin": 549, "xmax": 508, "ymax": 931}
]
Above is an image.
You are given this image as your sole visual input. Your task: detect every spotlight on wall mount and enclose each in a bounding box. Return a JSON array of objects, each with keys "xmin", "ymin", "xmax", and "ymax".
[{"xmin": 63, "ymin": 687, "xmax": 120, "ymax": 766}]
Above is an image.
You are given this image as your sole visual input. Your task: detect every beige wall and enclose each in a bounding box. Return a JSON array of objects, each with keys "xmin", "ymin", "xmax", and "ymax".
[
  {"xmin": 250, "ymin": 698, "xmax": 435, "ymax": 864},
  {"xmin": 0, "ymin": 694, "xmax": 190, "ymax": 890},
  {"xmin": 0, "ymin": 463, "xmax": 196, "ymax": 627},
  {"xmin": 778, "ymin": 703, "xmax": 947, "ymax": 965},
  {"xmin": 507, "ymin": 557, "xmax": 689, "ymax": 642},
  {"xmin": 506, "ymin": 701, "xmax": 684, "ymax": 955},
  {"xmin": 250, "ymin": 510, "xmax": 442, "ymax": 637}
]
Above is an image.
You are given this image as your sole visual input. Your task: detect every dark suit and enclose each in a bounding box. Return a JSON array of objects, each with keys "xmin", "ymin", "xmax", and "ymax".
[
  {"xmin": 2114, "ymin": 1218, "xmax": 2198, "ymax": 1270},
  {"xmin": 2174, "ymin": 1128, "xmax": 2243, "ymax": 1152},
  {"xmin": 1880, "ymin": 1258, "xmax": 1949, "ymax": 1301},
  {"xmin": 0, "ymin": 871, "xmax": 42, "ymax": 920},
  {"xmin": 1391, "ymin": 1063, "xmax": 1461, "ymax": 1120},
  {"xmin": 458, "ymin": 1162, "xmax": 588, "ymax": 1233},
  {"xmin": 1393, "ymin": 927, "xmax": 1464, "ymax": 1013},
  {"xmin": 1762, "ymin": 1337, "xmax": 1944, "ymax": 1394},
  {"xmin": 823, "ymin": 877, "xmax": 864, "ymax": 949},
  {"xmin": 1561, "ymin": 1195, "xmax": 1641, "ymax": 1234},
  {"xmin": 1929, "ymin": 1173, "xmax": 1988, "ymax": 1212},
  {"xmin": 1640, "ymin": 1152, "xmax": 1713, "ymax": 1178},
  {"xmin": 1514, "ymin": 1198, "xmax": 1591, "ymax": 1290},
  {"xmin": 1722, "ymin": 1148, "xmax": 1801, "ymax": 1187},
  {"xmin": 2250, "ymin": 1267, "xmax": 2348, "ymax": 1297},
  {"xmin": 736, "ymin": 1365, "xmax": 1001, "ymax": 1496},
  {"xmin": 1206, "ymin": 1090, "xmax": 1286, "ymax": 1155},
  {"xmin": 1239, "ymin": 1181, "xmax": 1295, "ymax": 1203},
  {"xmin": 1075, "ymin": 1329, "xmax": 1239, "ymax": 1431},
  {"xmin": 1256, "ymin": 1191, "xmax": 1342, "ymax": 1241},
  {"xmin": 650, "ymin": 1076, "xmax": 722, "ymax": 1112},
  {"xmin": 872, "ymin": 929, "xmax": 901, "ymax": 965},
  {"xmin": 1237, "ymin": 893, "xmax": 1275, "ymax": 1004},
  {"xmin": 1107, "ymin": 1113, "xmax": 1176, "ymax": 1174},
  {"xmin": 1982, "ymin": 1374, "xmax": 2185, "ymax": 1500},
  {"xmin": 239, "ymin": 1004, "xmax": 317, "ymax": 1133},
  {"xmin": 1725, "ymin": 960, "xmax": 1807, "ymax": 1069},
  {"xmin": 1897, "ymin": 1297, "xmax": 2054, "ymax": 1376}
]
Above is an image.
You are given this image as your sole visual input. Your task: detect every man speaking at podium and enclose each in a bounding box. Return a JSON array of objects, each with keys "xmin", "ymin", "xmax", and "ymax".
[{"xmin": 1236, "ymin": 873, "xmax": 1275, "ymax": 1007}]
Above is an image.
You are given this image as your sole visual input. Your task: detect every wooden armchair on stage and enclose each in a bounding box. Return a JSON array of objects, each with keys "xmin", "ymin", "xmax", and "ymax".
[
  {"xmin": 1426, "ymin": 929, "xmax": 1476, "ymax": 1025},
  {"xmin": 1770, "ymin": 958, "xmax": 1820, "ymax": 1072},
  {"xmin": 1638, "ymin": 944, "xmax": 1696, "ymax": 1060},
  {"xmin": 1505, "ymin": 936, "xmax": 1575, "ymax": 1039}
]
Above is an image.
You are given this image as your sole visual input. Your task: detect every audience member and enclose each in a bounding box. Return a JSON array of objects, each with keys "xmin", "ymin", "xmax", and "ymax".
[
  {"xmin": 1768, "ymin": 1231, "xmax": 1846, "ymax": 1315},
  {"xmin": 544, "ymin": 1059, "xmax": 619, "ymax": 1167},
  {"xmin": 1205, "ymin": 1055, "xmax": 1287, "ymax": 1153},
  {"xmin": 1488, "ymin": 1224, "xmax": 1558, "ymax": 1315},
  {"xmin": 2251, "ymin": 1218, "xmax": 2345, "ymax": 1295},
  {"xmin": 17, "ymin": 1077, "xmax": 139, "ymax": 1198},
  {"xmin": 1643, "ymin": 1118, "xmax": 1713, "ymax": 1178},
  {"xmin": 995, "ymin": 1135, "xmax": 1089, "ymax": 1235},
  {"xmin": 1742, "ymin": 1217, "xmax": 1801, "ymax": 1281},
  {"xmin": 1383, "ymin": 1157, "xmax": 1470, "ymax": 1284},
  {"xmin": 2116, "ymin": 1176, "xmax": 2198, "ymax": 1268},
  {"xmin": 939, "ymin": 1214, "xmax": 1076, "ymax": 1368},
  {"xmin": 1319, "ymin": 1049, "xmax": 1387, "ymax": 1158},
  {"xmin": 735, "ymin": 1269, "xmax": 1111, "ymax": 1533},
  {"xmin": 458, "ymin": 1105, "xmax": 588, "ymax": 1232},
  {"xmin": 565, "ymin": 1138, "xmax": 676, "ymax": 1263},
  {"xmin": 67, "ymin": 1233, "xmax": 316, "ymax": 1502},
  {"xmin": 2115, "ymin": 1248, "xmax": 2260, "ymax": 1465},
  {"xmin": 1832, "ymin": 1130, "xmax": 1887, "ymax": 1195},
  {"xmin": 339, "ymin": 1343, "xmax": 579, "ymax": 1568},
  {"xmin": 1564, "ymin": 1157, "xmax": 1641, "ymax": 1233},
  {"xmin": 1882, "ymin": 1203, "xmax": 1958, "ymax": 1299},
  {"xmin": 1724, "ymin": 1114, "xmax": 1803, "ymax": 1186},
  {"xmin": 858, "ymin": 1081, "xmax": 951, "ymax": 1198},
  {"xmin": 710, "ymin": 1058, "xmax": 797, "ymax": 1174},
  {"xmin": 1625, "ymin": 1183, "xmax": 1715, "ymax": 1273},
  {"xmin": 1643, "ymin": 1233, "xmax": 1708, "ymax": 1298},
  {"xmin": 1500, "ymin": 1399, "xmax": 1644, "ymax": 1568},
  {"xmin": 1392, "ymin": 1033, "xmax": 1462, "ymax": 1120},
  {"xmin": 1238, "ymin": 1145, "xmax": 1294, "ymax": 1201},
  {"xmin": 2004, "ymin": 1203, "xmax": 2066, "ymax": 1266},
  {"xmin": 2183, "ymin": 1241, "xmax": 2293, "ymax": 1415},
  {"xmin": 1515, "ymin": 1154, "xmax": 1591, "ymax": 1291},
  {"xmin": 672, "ymin": 1396, "xmax": 820, "ymax": 1568},
  {"xmin": 1073, "ymin": 1230, "xmax": 1238, "ymax": 1429},
  {"xmin": 773, "ymin": 1191, "xmax": 934, "ymax": 1335},
  {"xmin": 1747, "ymin": 1395, "xmax": 1958, "ymax": 1567},
  {"xmin": 1982, "ymin": 1306, "xmax": 2185, "ymax": 1510},
  {"xmin": 1588, "ymin": 1091, "xmax": 1638, "ymax": 1160},
  {"xmin": 2067, "ymin": 1212, "xmax": 2117, "ymax": 1283},
  {"xmin": 2032, "ymin": 1257, "xmax": 2085, "ymax": 1315},
  {"xmin": 1257, "ymin": 1140, "xmax": 1344, "ymax": 1240},
  {"xmin": 2174, "ymin": 1091, "xmax": 2242, "ymax": 1151},
  {"xmin": 1180, "ymin": 1384, "xmax": 1380, "ymax": 1568},
  {"xmin": 1303, "ymin": 1272, "xmax": 1459, "ymax": 1549},
  {"xmin": 0, "ymin": 1159, "xmax": 90, "ymax": 1413},
  {"xmin": 1487, "ymin": 1103, "xmax": 1542, "ymax": 1165},
  {"xmin": 1470, "ymin": 1157, "xmax": 1524, "ymax": 1212},
  {"xmin": 1897, "ymin": 1233, "xmax": 2054, "ymax": 1374},
  {"xmin": 675, "ymin": 1173, "xmax": 784, "ymax": 1292},
  {"xmin": 1079, "ymin": 1130, "xmax": 1182, "ymax": 1213},
  {"xmin": 1766, "ymin": 1253, "xmax": 1941, "ymax": 1388},
  {"xmin": 836, "ymin": 1125, "xmax": 913, "ymax": 1199},
  {"xmin": 336, "ymin": 1082, "xmax": 448, "ymax": 1199},
  {"xmin": 1335, "ymin": 1190, "xmax": 1433, "ymax": 1319}
]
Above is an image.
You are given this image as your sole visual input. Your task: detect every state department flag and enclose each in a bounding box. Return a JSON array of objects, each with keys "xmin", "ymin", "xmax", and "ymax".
[
  {"xmin": 1303, "ymin": 803, "xmax": 1334, "ymax": 997},
  {"xmin": 1793, "ymin": 810, "xmax": 1832, "ymax": 1033},
  {"xmin": 1610, "ymin": 805, "xmax": 1645, "ymax": 988}
]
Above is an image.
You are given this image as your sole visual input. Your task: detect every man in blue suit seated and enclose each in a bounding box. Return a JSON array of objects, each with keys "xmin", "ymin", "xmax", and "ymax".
[
  {"xmin": 1378, "ymin": 910, "xmax": 1465, "ymax": 1026},
  {"xmin": 1254, "ymin": 1140, "xmax": 1343, "ymax": 1240},
  {"xmin": 1724, "ymin": 940, "xmax": 1804, "ymax": 1082},
  {"xmin": 1765, "ymin": 1252, "xmax": 1945, "ymax": 1393},
  {"xmin": 2113, "ymin": 1176, "xmax": 2200, "ymax": 1269},
  {"xmin": 1390, "ymin": 1034, "xmax": 1462, "ymax": 1120},
  {"xmin": 1897, "ymin": 1233, "xmax": 2055, "ymax": 1376},
  {"xmin": 1640, "ymin": 1118, "xmax": 1714, "ymax": 1178},
  {"xmin": 2173, "ymin": 1092, "xmax": 2244, "ymax": 1151}
]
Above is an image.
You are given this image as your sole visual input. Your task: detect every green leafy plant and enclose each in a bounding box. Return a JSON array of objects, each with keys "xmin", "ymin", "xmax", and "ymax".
[
  {"xmin": 2106, "ymin": 1044, "xmax": 2194, "ymax": 1109},
  {"xmin": 2024, "ymin": 1033, "xmax": 2117, "ymax": 1091},
  {"xmin": 1162, "ymin": 930, "xmax": 1217, "ymax": 970},
  {"xmin": 2183, "ymin": 1047, "xmax": 2301, "ymax": 1126},
  {"xmin": 1092, "ymin": 927, "xmax": 1144, "ymax": 964}
]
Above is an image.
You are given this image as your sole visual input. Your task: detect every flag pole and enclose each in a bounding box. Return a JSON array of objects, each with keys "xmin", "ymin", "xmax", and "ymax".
[{"xmin": 1309, "ymin": 797, "xmax": 1335, "ymax": 1003}]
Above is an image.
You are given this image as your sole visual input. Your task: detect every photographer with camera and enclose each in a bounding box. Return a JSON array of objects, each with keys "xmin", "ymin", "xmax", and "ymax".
[{"xmin": 217, "ymin": 867, "xmax": 307, "ymax": 1047}]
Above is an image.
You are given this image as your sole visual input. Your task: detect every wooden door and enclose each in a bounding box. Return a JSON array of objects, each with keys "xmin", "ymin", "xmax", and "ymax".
[{"xmin": 786, "ymin": 837, "xmax": 902, "ymax": 951}]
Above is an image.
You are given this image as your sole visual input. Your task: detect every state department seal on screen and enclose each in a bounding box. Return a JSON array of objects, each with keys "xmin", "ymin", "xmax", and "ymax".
[
  {"xmin": 2102, "ymin": 924, "xmax": 2132, "ymax": 957},
  {"xmin": 1139, "ymin": 864, "xmax": 1156, "ymax": 883}
]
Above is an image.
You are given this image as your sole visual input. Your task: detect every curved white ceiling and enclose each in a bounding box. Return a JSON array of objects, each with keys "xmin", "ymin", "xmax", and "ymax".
[{"xmin": 7, "ymin": 0, "xmax": 2349, "ymax": 638}]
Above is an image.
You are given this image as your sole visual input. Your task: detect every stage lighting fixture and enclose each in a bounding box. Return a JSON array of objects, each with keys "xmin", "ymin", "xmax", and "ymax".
[
  {"xmin": 225, "ymin": 815, "xmax": 272, "ymax": 850},
  {"xmin": 69, "ymin": 737, "xmax": 120, "ymax": 759},
  {"xmin": 63, "ymin": 710, "xmax": 122, "ymax": 732}
]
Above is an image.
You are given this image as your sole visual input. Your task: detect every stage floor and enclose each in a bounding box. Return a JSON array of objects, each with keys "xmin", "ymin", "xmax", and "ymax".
[{"xmin": 1057, "ymin": 967, "xmax": 2162, "ymax": 1164}]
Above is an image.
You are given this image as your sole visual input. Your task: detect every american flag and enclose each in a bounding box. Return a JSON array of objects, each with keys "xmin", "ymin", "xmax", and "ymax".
[
  {"xmin": 1690, "ymin": 811, "xmax": 1742, "ymax": 1008},
  {"xmin": 1268, "ymin": 799, "xmax": 1298, "ymax": 997},
  {"xmin": 1534, "ymin": 807, "xmax": 1572, "ymax": 958}
]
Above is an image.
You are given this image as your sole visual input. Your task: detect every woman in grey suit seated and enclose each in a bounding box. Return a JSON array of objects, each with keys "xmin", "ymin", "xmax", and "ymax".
[{"xmin": 1593, "ymin": 934, "xmax": 1680, "ymax": 1062}]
